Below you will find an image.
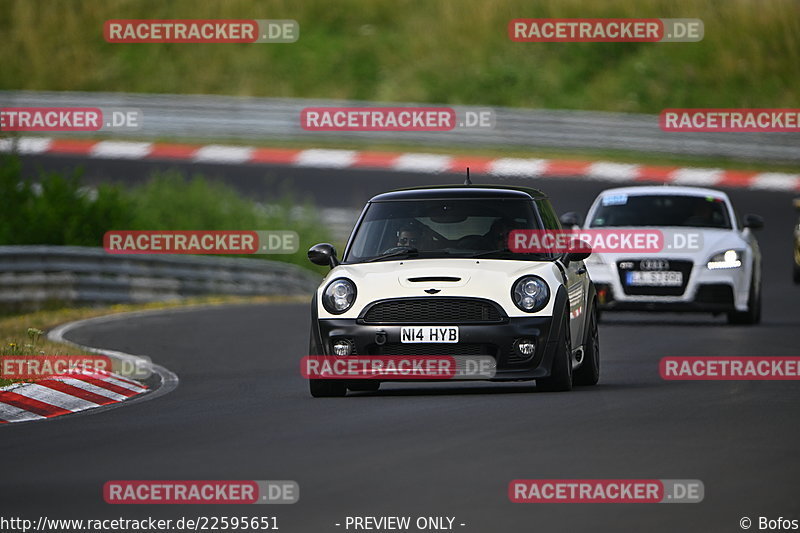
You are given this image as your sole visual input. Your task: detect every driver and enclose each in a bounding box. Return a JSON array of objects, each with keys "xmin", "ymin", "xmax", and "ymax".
[
  {"xmin": 684, "ymin": 201, "xmax": 715, "ymax": 227},
  {"xmin": 487, "ymin": 218, "xmax": 514, "ymax": 250},
  {"xmin": 396, "ymin": 225, "xmax": 421, "ymax": 248}
]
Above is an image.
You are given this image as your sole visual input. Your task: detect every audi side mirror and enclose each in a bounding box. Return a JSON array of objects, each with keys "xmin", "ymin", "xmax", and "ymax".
[
  {"xmin": 742, "ymin": 214, "xmax": 764, "ymax": 230},
  {"xmin": 559, "ymin": 211, "xmax": 584, "ymax": 228}
]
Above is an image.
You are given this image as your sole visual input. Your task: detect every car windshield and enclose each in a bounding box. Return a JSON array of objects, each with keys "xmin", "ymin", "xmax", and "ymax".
[
  {"xmin": 344, "ymin": 198, "xmax": 551, "ymax": 262},
  {"xmin": 589, "ymin": 194, "xmax": 732, "ymax": 229}
]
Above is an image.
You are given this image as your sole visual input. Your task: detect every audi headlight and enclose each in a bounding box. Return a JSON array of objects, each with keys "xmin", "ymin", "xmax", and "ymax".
[
  {"xmin": 707, "ymin": 249, "xmax": 743, "ymax": 270},
  {"xmin": 322, "ymin": 278, "xmax": 357, "ymax": 314},
  {"xmin": 512, "ymin": 276, "xmax": 550, "ymax": 313}
]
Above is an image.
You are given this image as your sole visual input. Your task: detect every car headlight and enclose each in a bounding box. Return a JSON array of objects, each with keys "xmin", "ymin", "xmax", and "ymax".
[
  {"xmin": 707, "ymin": 249, "xmax": 743, "ymax": 270},
  {"xmin": 511, "ymin": 275, "xmax": 550, "ymax": 313},
  {"xmin": 322, "ymin": 278, "xmax": 357, "ymax": 314}
]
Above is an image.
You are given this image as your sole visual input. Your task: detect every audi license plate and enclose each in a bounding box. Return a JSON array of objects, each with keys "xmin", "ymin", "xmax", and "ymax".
[
  {"xmin": 400, "ymin": 326, "xmax": 459, "ymax": 343},
  {"xmin": 626, "ymin": 271, "xmax": 683, "ymax": 286}
]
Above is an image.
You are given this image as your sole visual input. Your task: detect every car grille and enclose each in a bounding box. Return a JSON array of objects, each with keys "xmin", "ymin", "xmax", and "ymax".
[
  {"xmin": 361, "ymin": 297, "xmax": 505, "ymax": 324},
  {"xmin": 368, "ymin": 343, "xmax": 495, "ymax": 356},
  {"xmin": 618, "ymin": 259, "xmax": 693, "ymax": 296}
]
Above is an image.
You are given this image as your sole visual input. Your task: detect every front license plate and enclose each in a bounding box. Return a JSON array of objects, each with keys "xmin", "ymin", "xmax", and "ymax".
[
  {"xmin": 400, "ymin": 326, "xmax": 459, "ymax": 343},
  {"xmin": 626, "ymin": 271, "xmax": 683, "ymax": 286}
]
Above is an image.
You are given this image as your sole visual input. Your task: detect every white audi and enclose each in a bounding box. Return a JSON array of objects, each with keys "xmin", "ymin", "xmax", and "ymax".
[{"xmin": 561, "ymin": 186, "xmax": 763, "ymax": 325}]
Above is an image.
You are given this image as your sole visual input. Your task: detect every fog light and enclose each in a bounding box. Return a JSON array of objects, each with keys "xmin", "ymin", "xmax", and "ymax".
[
  {"xmin": 332, "ymin": 340, "xmax": 353, "ymax": 356},
  {"xmin": 516, "ymin": 339, "xmax": 536, "ymax": 356}
]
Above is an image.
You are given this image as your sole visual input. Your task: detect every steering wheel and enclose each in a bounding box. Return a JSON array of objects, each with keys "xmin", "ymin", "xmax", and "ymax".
[{"xmin": 381, "ymin": 246, "xmax": 410, "ymax": 255}]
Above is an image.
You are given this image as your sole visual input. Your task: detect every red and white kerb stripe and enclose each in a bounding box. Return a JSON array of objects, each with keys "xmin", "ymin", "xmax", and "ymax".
[
  {"xmin": 0, "ymin": 369, "xmax": 148, "ymax": 423},
  {"xmin": 1, "ymin": 137, "xmax": 798, "ymax": 192}
]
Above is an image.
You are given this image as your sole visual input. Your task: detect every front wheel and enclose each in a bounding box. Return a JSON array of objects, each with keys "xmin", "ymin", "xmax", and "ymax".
[
  {"xmin": 573, "ymin": 303, "xmax": 600, "ymax": 386},
  {"xmin": 727, "ymin": 274, "xmax": 761, "ymax": 325},
  {"xmin": 537, "ymin": 315, "xmax": 573, "ymax": 392},
  {"xmin": 793, "ymin": 257, "xmax": 800, "ymax": 284}
]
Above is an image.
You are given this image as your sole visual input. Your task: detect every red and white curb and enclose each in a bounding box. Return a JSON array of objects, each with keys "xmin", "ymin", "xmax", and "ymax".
[
  {"xmin": 0, "ymin": 369, "xmax": 148, "ymax": 423},
  {"xmin": 0, "ymin": 311, "xmax": 178, "ymax": 424},
  {"xmin": 2, "ymin": 136, "xmax": 799, "ymax": 192}
]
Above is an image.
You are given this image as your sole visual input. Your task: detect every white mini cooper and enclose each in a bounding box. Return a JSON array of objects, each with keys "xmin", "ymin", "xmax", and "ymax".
[{"xmin": 306, "ymin": 185, "xmax": 600, "ymax": 397}]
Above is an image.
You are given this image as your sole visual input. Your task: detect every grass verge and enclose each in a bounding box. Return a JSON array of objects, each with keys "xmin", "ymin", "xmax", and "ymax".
[
  {"xmin": 0, "ymin": 294, "xmax": 307, "ymax": 387},
  {"xmin": 0, "ymin": 153, "xmax": 333, "ymax": 273},
  {"xmin": 2, "ymin": 0, "xmax": 798, "ymax": 113}
]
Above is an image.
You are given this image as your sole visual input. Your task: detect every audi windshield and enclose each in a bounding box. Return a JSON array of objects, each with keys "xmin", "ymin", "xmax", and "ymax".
[{"xmin": 590, "ymin": 194, "xmax": 733, "ymax": 229}]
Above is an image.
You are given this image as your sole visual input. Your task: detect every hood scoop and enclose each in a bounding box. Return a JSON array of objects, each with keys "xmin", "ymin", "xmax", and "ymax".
[{"xmin": 398, "ymin": 271, "xmax": 470, "ymax": 289}]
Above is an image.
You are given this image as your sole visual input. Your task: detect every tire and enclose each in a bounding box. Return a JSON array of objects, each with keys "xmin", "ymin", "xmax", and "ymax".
[
  {"xmin": 573, "ymin": 303, "xmax": 600, "ymax": 386},
  {"xmin": 348, "ymin": 381, "xmax": 381, "ymax": 392},
  {"xmin": 793, "ymin": 258, "xmax": 800, "ymax": 284},
  {"xmin": 309, "ymin": 379, "xmax": 347, "ymax": 397},
  {"xmin": 727, "ymin": 274, "xmax": 761, "ymax": 325},
  {"xmin": 537, "ymin": 315, "xmax": 573, "ymax": 392}
]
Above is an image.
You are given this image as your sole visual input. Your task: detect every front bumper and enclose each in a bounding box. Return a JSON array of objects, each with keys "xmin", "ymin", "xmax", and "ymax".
[
  {"xmin": 594, "ymin": 282, "xmax": 736, "ymax": 312},
  {"xmin": 587, "ymin": 259, "xmax": 747, "ymax": 313},
  {"xmin": 313, "ymin": 317, "xmax": 559, "ymax": 381}
]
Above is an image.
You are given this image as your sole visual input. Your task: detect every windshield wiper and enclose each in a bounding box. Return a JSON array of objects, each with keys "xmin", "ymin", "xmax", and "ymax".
[
  {"xmin": 466, "ymin": 248, "xmax": 512, "ymax": 258},
  {"xmin": 364, "ymin": 247, "xmax": 419, "ymax": 262},
  {"xmin": 466, "ymin": 249, "xmax": 550, "ymax": 259}
]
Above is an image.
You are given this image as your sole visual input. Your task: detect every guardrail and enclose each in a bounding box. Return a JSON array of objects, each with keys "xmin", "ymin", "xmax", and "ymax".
[
  {"xmin": 1, "ymin": 91, "xmax": 798, "ymax": 163},
  {"xmin": 0, "ymin": 246, "xmax": 320, "ymax": 311}
]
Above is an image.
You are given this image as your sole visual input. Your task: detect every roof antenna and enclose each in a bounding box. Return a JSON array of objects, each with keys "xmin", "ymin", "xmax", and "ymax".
[{"xmin": 464, "ymin": 167, "xmax": 472, "ymax": 186}]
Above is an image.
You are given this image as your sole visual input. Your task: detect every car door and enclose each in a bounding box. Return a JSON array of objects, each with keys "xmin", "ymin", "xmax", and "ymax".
[
  {"xmin": 536, "ymin": 199, "xmax": 588, "ymax": 350},
  {"xmin": 561, "ymin": 255, "xmax": 589, "ymax": 352}
]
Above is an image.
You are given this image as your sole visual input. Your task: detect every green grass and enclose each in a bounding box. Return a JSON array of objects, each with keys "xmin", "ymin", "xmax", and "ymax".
[
  {"xmin": 0, "ymin": 295, "xmax": 305, "ymax": 386},
  {"xmin": 1, "ymin": 0, "xmax": 798, "ymax": 113},
  {"xmin": 0, "ymin": 154, "xmax": 333, "ymax": 272}
]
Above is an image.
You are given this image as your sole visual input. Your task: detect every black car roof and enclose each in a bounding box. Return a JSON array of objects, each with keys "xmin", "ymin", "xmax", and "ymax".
[{"xmin": 369, "ymin": 185, "xmax": 548, "ymax": 202}]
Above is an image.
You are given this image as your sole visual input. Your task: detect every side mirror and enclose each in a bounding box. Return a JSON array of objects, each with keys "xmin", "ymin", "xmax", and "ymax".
[
  {"xmin": 565, "ymin": 250, "xmax": 592, "ymax": 264},
  {"xmin": 564, "ymin": 240, "xmax": 592, "ymax": 265},
  {"xmin": 742, "ymin": 214, "xmax": 764, "ymax": 230},
  {"xmin": 559, "ymin": 211, "xmax": 584, "ymax": 228},
  {"xmin": 308, "ymin": 243, "xmax": 339, "ymax": 268}
]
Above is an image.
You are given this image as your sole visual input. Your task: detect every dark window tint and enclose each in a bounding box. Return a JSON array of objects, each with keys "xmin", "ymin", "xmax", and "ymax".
[
  {"xmin": 345, "ymin": 199, "xmax": 549, "ymax": 262},
  {"xmin": 536, "ymin": 199, "xmax": 561, "ymax": 230},
  {"xmin": 590, "ymin": 194, "xmax": 731, "ymax": 229}
]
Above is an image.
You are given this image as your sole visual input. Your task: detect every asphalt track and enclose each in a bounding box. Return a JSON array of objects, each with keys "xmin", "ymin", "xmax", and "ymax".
[{"xmin": 3, "ymin": 154, "xmax": 800, "ymax": 533}]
